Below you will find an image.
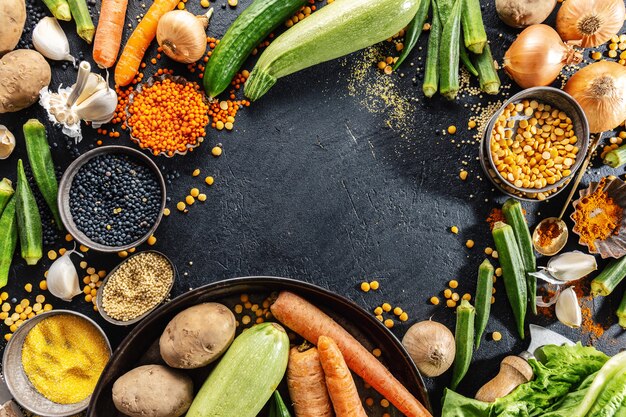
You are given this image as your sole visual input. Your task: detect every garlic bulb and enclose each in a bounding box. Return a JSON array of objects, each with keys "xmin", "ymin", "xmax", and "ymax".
[
  {"xmin": 157, "ymin": 9, "xmax": 213, "ymax": 64},
  {"xmin": 39, "ymin": 61, "xmax": 117, "ymax": 142},
  {"xmin": 32, "ymin": 17, "xmax": 74, "ymax": 63},
  {"xmin": 47, "ymin": 249, "xmax": 83, "ymax": 301},
  {"xmin": 555, "ymin": 287, "xmax": 582, "ymax": 328},
  {"xmin": 402, "ymin": 320, "xmax": 455, "ymax": 377},
  {"xmin": 0, "ymin": 125, "xmax": 15, "ymax": 160},
  {"xmin": 530, "ymin": 251, "xmax": 597, "ymax": 284}
]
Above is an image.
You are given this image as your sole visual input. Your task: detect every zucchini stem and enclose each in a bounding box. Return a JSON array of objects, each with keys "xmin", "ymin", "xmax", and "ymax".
[{"xmin": 244, "ymin": 69, "xmax": 278, "ymax": 101}]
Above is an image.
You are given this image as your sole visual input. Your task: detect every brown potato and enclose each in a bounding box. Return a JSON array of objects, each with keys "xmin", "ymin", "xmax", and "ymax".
[
  {"xmin": 112, "ymin": 365, "xmax": 193, "ymax": 417},
  {"xmin": 159, "ymin": 302, "xmax": 236, "ymax": 369},
  {"xmin": 0, "ymin": 0, "xmax": 26, "ymax": 56},
  {"xmin": 0, "ymin": 50, "xmax": 51, "ymax": 113}
]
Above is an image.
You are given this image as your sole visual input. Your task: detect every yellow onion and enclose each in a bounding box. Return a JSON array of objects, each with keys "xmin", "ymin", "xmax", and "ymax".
[
  {"xmin": 503, "ymin": 24, "xmax": 582, "ymax": 89},
  {"xmin": 564, "ymin": 61, "xmax": 626, "ymax": 133},
  {"xmin": 157, "ymin": 9, "xmax": 213, "ymax": 64},
  {"xmin": 556, "ymin": 0, "xmax": 626, "ymax": 48}
]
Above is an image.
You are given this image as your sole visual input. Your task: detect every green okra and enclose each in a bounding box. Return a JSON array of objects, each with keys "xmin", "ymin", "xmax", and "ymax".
[
  {"xmin": 450, "ymin": 299, "xmax": 475, "ymax": 390},
  {"xmin": 423, "ymin": 0, "xmax": 441, "ymax": 98},
  {"xmin": 474, "ymin": 259, "xmax": 494, "ymax": 349},
  {"xmin": 15, "ymin": 159, "xmax": 43, "ymax": 266},
  {"xmin": 0, "ymin": 197, "xmax": 18, "ymax": 289}
]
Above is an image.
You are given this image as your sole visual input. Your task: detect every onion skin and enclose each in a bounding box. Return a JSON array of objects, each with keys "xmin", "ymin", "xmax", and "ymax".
[
  {"xmin": 495, "ymin": 0, "xmax": 556, "ymax": 28},
  {"xmin": 556, "ymin": 0, "xmax": 626, "ymax": 48},
  {"xmin": 564, "ymin": 61, "xmax": 626, "ymax": 134},
  {"xmin": 156, "ymin": 10, "xmax": 210, "ymax": 64},
  {"xmin": 402, "ymin": 320, "xmax": 455, "ymax": 378},
  {"xmin": 503, "ymin": 24, "xmax": 582, "ymax": 89}
]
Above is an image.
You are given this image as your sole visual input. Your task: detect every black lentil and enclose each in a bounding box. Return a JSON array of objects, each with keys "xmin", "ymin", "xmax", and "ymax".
[{"xmin": 69, "ymin": 154, "xmax": 161, "ymax": 247}]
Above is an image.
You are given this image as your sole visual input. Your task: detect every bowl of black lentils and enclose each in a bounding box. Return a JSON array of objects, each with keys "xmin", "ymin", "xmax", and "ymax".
[{"xmin": 58, "ymin": 146, "xmax": 166, "ymax": 252}]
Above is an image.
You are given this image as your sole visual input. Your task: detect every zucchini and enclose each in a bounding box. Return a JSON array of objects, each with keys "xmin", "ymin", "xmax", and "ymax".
[
  {"xmin": 591, "ymin": 256, "xmax": 626, "ymax": 297},
  {"xmin": 269, "ymin": 391, "xmax": 292, "ymax": 417},
  {"xmin": 187, "ymin": 323, "xmax": 290, "ymax": 417},
  {"xmin": 461, "ymin": 0, "xmax": 486, "ymax": 54},
  {"xmin": 423, "ymin": 0, "xmax": 441, "ymax": 97},
  {"xmin": 393, "ymin": 0, "xmax": 430, "ymax": 69},
  {"xmin": 472, "ymin": 43, "xmax": 500, "ymax": 95},
  {"xmin": 0, "ymin": 178, "xmax": 14, "ymax": 216},
  {"xmin": 618, "ymin": 290, "xmax": 626, "ymax": 329},
  {"xmin": 474, "ymin": 259, "xmax": 494, "ymax": 349},
  {"xmin": 502, "ymin": 199, "xmax": 537, "ymax": 314},
  {"xmin": 450, "ymin": 299, "xmax": 475, "ymax": 390},
  {"xmin": 244, "ymin": 0, "xmax": 421, "ymax": 101},
  {"xmin": 0, "ymin": 196, "xmax": 17, "ymax": 289},
  {"xmin": 438, "ymin": 0, "xmax": 462, "ymax": 100},
  {"xmin": 23, "ymin": 120, "xmax": 62, "ymax": 230},
  {"xmin": 492, "ymin": 221, "xmax": 527, "ymax": 339},
  {"xmin": 203, "ymin": 0, "xmax": 307, "ymax": 98},
  {"xmin": 15, "ymin": 159, "xmax": 42, "ymax": 266}
]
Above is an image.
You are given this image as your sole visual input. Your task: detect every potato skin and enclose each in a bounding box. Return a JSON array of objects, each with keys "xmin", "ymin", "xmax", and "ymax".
[
  {"xmin": 160, "ymin": 302, "xmax": 236, "ymax": 369},
  {"xmin": 0, "ymin": 0, "xmax": 26, "ymax": 56},
  {"xmin": 0, "ymin": 50, "xmax": 51, "ymax": 113},
  {"xmin": 112, "ymin": 365, "xmax": 193, "ymax": 417}
]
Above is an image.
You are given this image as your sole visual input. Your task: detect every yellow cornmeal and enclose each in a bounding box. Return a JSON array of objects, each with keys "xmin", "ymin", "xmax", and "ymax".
[{"xmin": 21, "ymin": 315, "xmax": 110, "ymax": 404}]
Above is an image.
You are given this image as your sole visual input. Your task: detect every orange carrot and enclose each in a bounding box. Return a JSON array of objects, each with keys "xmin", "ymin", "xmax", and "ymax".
[
  {"xmin": 271, "ymin": 291, "xmax": 432, "ymax": 417},
  {"xmin": 287, "ymin": 345, "xmax": 334, "ymax": 417},
  {"xmin": 114, "ymin": 0, "xmax": 179, "ymax": 86},
  {"xmin": 93, "ymin": 0, "xmax": 129, "ymax": 68},
  {"xmin": 318, "ymin": 336, "xmax": 367, "ymax": 417}
]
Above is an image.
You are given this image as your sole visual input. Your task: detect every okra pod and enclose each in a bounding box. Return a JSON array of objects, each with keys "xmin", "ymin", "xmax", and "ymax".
[
  {"xmin": 618, "ymin": 290, "xmax": 626, "ymax": 329},
  {"xmin": 67, "ymin": 0, "xmax": 95, "ymax": 43},
  {"xmin": 459, "ymin": 40, "xmax": 478, "ymax": 77},
  {"xmin": 438, "ymin": 0, "xmax": 462, "ymax": 100},
  {"xmin": 23, "ymin": 120, "xmax": 62, "ymax": 230},
  {"xmin": 472, "ymin": 43, "xmax": 500, "ymax": 95},
  {"xmin": 502, "ymin": 198, "xmax": 537, "ymax": 314},
  {"xmin": 15, "ymin": 159, "xmax": 43, "ymax": 266},
  {"xmin": 450, "ymin": 299, "xmax": 475, "ymax": 390},
  {"xmin": 474, "ymin": 259, "xmax": 494, "ymax": 349},
  {"xmin": 269, "ymin": 391, "xmax": 291, "ymax": 417},
  {"xmin": 394, "ymin": 0, "xmax": 430, "ymax": 69},
  {"xmin": 461, "ymin": 0, "xmax": 487, "ymax": 54},
  {"xmin": 0, "ymin": 178, "xmax": 14, "ymax": 216},
  {"xmin": 492, "ymin": 221, "xmax": 527, "ymax": 339},
  {"xmin": 591, "ymin": 256, "xmax": 626, "ymax": 297},
  {"xmin": 0, "ymin": 197, "xmax": 17, "ymax": 289},
  {"xmin": 604, "ymin": 144, "xmax": 626, "ymax": 168},
  {"xmin": 423, "ymin": 0, "xmax": 441, "ymax": 98},
  {"xmin": 41, "ymin": 0, "xmax": 72, "ymax": 21},
  {"xmin": 435, "ymin": 0, "xmax": 455, "ymax": 24}
]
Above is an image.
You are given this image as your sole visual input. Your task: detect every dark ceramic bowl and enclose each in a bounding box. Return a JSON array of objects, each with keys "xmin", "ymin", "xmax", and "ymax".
[
  {"xmin": 87, "ymin": 276, "xmax": 431, "ymax": 416},
  {"xmin": 57, "ymin": 145, "xmax": 166, "ymax": 252}
]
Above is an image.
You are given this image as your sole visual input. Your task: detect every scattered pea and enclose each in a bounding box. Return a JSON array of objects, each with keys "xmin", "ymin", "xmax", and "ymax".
[
  {"xmin": 430, "ymin": 296, "xmax": 440, "ymax": 305},
  {"xmin": 360, "ymin": 282, "xmax": 371, "ymax": 292},
  {"xmin": 198, "ymin": 193, "xmax": 207, "ymax": 202},
  {"xmin": 370, "ymin": 280, "xmax": 380, "ymax": 290},
  {"xmin": 399, "ymin": 312, "xmax": 408, "ymax": 322},
  {"xmin": 212, "ymin": 146, "xmax": 223, "ymax": 157},
  {"xmin": 446, "ymin": 299, "xmax": 457, "ymax": 308},
  {"xmin": 374, "ymin": 306, "xmax": 383, "ymax": 315},
  {"xmin": 451, "ymin": 293, "xmax": 460, "ymax": 302},
  {"xmin": 447, "ymin": 125, "xmax": 457, "ymax": 134},
  {"xmin": 465, "ymin": 239, "xmax": 474, "ymax": 248},
  {"xmin": 147, "ymin": 235, "xmax": 157, "ymax": 246},
  {"xmin": 163, "ymin": 208, "xmax": 171, "ymax": 216},
  {"xmin": 205, "ymin": 176, "xmax": 214, "ymax": 185},
  {"xmin": 382, "ymin": 303, "xmax": 392, "ymax": 312},
  {"xmin": 492, "ymin": 331, "xmax": 502, "ymax": 341},
  {"xmin": 462, "ymin": 293, "xmax": 471, "ymax": 301},
  {"xmin": 47, "ymin": 250, "xmax": 57, "ymax": 260},
  {"xmin": 372, "ymin": 348, "xmax": 382, "ymax": 357},
  {"xmin": 190, "ymin": 188, "xmax": 200, "ymax": 197},
  {"xmin": 444, "ymin": 288, "xmax": 452, "ymax": 298},
  {"xmin": 459, "ymin": 170, "xmax": 468, "ymax": 180},
  {"xmin": 450, "ymin": 226, "xmax": 459, "ymax": 234},
  {"xmin": 449, "ymin": 280, "xmax": 459, "ymax": 288},
  {"xmin": 384, "ymin": 319, "xmax": 394, "ymax": 328},
  {"xmin": 177, "ymin": 202, "xmax": 186, "ymax": 211},
  {"xmin": 24, "ymin": 283, "xmax": 32, "ymax": 293},
  {"xmin": 192, "ymin": 168, "xmax": 201, "ymax": 177}
]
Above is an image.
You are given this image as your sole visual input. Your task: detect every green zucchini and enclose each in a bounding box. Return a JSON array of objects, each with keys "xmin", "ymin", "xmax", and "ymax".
[
  {"xmin": 15, "ymin": 159, "xmax": 42, "ymax": 266},
  {"xmin": 604, "ymin": 144, "xmax": 626, "ymax": 168},
  {"xmin": 0, "ymin": 178, "xmax": 14, "ymax": 216},
  {"xmin": 472, "ymin": 43, "xmax": 500, "ymax": 95},
  {"xmin": 269, "ymin": 391, "xmax": 292, "ymax": 417},
  {"xmin": 23, "ymin": 120, "xmax": 62, "ymax": 230},
  {"xmin": 474, "ymin": 259, "xmax": 494, "ymax": 349},
  {"xmin": 618, "ymin": 290, "xmax": 626, "ymax": 329},
  {"xmin": 438, "ymin": 0, "xmax": 462, "ymax": 100},
  {"xmin": 502, "ymin": 198, "xmax": 537, "ymax": 314},
  {"xmin": 450, "ymin": 299, "xmax": 475, "ymax": 390},
  {"xmin": 393, "ymin": 0, "xmax": 430, "ymax": 69},
  {"xmin": 244, "ymin": 0, "xmax": 421, "ymax": 101},
  {"xmin": 591, "ymin": 256, "xmax": 626, "ymax": 297},
  {"xmin": 187, "ymin": 323, "xmax": 290, "ymax": 417},
  {"xmin": 0, "ymin": 197, "xmax": 17, "ymax": 289},
  {"xmin": 423, "ymin": 0, "xmax": 441, "ymax": 97},
  {"xmin": 461, "ymin": 0, "xmax": 486, "ymax": 54},
  {"xmin": 492, "ymin": 221, "xmax": 527, "ymax": 339},
  {"xmin": 203, "ymin": 0, "xmax": 307, "ymax": 98}
]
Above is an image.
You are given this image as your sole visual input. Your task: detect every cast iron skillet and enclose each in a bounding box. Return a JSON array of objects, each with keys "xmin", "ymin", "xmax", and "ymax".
[{"xmin": 88, "ymin": 276, "xmax": 431, "ymax": 416}]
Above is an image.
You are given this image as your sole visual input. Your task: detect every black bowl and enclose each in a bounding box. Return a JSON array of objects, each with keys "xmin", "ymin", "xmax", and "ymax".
[{"xmin": 87, "ymin": 276, "xmax": 431, "ymax": 416}]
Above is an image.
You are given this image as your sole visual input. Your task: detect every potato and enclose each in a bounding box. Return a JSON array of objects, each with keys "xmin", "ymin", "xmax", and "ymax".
[
  {"xmin": 0, "ymin": 0, "xmax": 26, "ymax": 56},
  {"xmin": 0, "ymin": 50, "xmax": 51, "ymax": 113},
  {"xmin": 495, "ymin": 0, "xmax": 557, "ymax": 28},
  {"xmin": 112, "ymin": 364, "xmax": 193, "ymax": 417},
  {"xmin": 160, "ymin": 302, "xmax": 236, "ymax": 369}
]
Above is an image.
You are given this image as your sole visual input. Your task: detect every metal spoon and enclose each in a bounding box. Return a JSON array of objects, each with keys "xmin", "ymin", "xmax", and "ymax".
[{"xmin": 533, "ymin": 134, "xmax": 602, "ymax": 256}]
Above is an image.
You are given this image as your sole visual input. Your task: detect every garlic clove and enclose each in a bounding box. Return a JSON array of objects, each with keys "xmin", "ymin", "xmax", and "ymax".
[
  {"xmin": 0, "ymin": 125, "xmax": 16, "ymax": 160},
  {"xmin": 75, "ymin": 73, "xmax": 107, "ymax": 106},
  {"xmin": 46, "ymin": 249, "xmax": 84, "ymax": 302},
  {"xmin": 555, "ymin": 287, "xmax": 582, "ymax": 328},
  {"xmin": 75, "ymin": 87, "xmax": 117, "ymax": 126},
  {"xmin": 32, "ymin": 17, "xmax": 74, "ymax": 63},
  {"xmin": 532, "ymin": 251, "xmax": 597, "ymax": 283}
]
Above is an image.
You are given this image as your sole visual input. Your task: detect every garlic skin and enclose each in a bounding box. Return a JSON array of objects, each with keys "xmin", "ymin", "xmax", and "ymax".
[
  {"xmin": 555, "ymin": 287, "xmax": 582, "ymax": 328},
  {"xmin": 46, "ymin": 249, "xmax": 83, "ymax": 302},
  {"xmin": 531, "ymin": 251, "xmax": 597, "ymax": 284},
  {"xmin": 39, "ymin": 61, "xmax": 117, "ymax": 142},
  {"xmin": 32, "ymin": 17, "xmax": 74, "ymax": 63},
  {"xmin": 402, "ymin": 320, "xmax": 455, "ymax": 377},
  {"xmin": 157, "ymin": 9, "xmax": 213, "ymax": 64},
  {"xmin": 0, "ymin": 125, "xmax": 16, "ymax": 160}
]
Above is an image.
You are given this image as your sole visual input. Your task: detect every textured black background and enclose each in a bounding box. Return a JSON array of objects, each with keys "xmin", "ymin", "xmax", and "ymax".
[{"xmin": 1, "ymin": 0, "xmax": 625, "ymax": 414}]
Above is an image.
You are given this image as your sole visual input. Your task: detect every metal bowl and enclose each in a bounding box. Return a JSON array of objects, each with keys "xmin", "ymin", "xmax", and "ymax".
[
  {"xmin": 96, "ymin": 250, "xmax": 177, "ymax": 326},
  {"xmin": 482, "ymin": 87, "xmax": 590, "ymax": 199},
  {"xmin": 58, "ymin": 145, "xmax": 166, "ymax": 252},
  {"xmin": 3, "ymin": 310, "xmax": 112, "ymax": 417},
  {"xmin": 87, "ymin": 276, "xmax": 431, "ymax": 416}
]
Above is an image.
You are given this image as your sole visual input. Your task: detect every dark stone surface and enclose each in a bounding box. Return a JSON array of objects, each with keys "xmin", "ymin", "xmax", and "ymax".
[{"xmin": 0, "ymin": 0, "xmax": 625, "ymax": 414}]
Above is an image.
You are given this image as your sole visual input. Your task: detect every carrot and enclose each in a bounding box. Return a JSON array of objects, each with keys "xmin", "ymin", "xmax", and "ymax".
[
  {"xmin": 114, "ymin": 0, "xmax": 179, "ymax": 86},
  {"xmin": 287, "ymin": 344, "xmax": 334, "ymax": 417},
  {"xmin": 271, "ymin": 291, "xmax": 432, "ymax": 417},
  {"xmin": 93, "ymin": 0, "xmax": 129, "ymax": 68},
  {"xmin": 318, "ymin": 336, "xmax": 367, "ymax": 417}
]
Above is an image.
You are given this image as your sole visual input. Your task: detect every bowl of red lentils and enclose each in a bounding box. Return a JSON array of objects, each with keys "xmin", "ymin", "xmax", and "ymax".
[{"xmin": 481, "ymin": 87, "xmax": 590, "ymax": 201}]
